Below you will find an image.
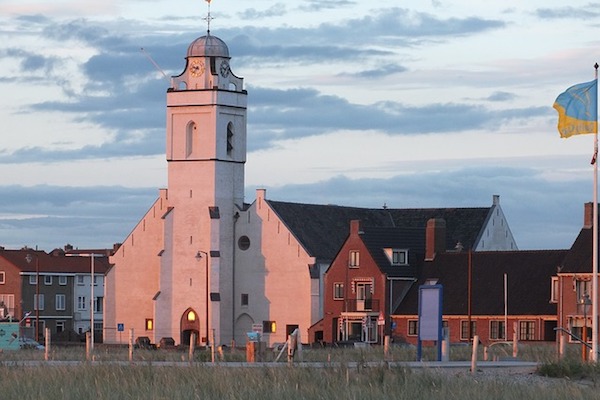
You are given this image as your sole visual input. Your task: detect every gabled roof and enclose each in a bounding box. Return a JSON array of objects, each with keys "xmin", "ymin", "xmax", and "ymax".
[
  {"xmin": 359, "ymin": 226, "xmax": 425, "ymax": 278},
  {"xmin": 267, "ymin": 200, "xmax": 491, "ymax": 262},
  {"xmin": 0, "ymin": 248, "xmax": 110, "ymax": 274},
  {"xmin": 395, "ymin": 250, "xmax": 567, "ymax": 316},
  {"xmin": 560, "ymin": 227, "xmax": 593, "ymax": 274}
]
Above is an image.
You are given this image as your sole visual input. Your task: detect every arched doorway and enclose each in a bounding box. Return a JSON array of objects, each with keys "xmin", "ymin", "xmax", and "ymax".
[{"xmin": 181, "ymin": 307, "xmax": 200, "ymax": 346}]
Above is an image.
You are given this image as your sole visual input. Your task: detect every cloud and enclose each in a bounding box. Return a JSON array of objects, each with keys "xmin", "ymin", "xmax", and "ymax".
[
  {"xmin": 237, "ymin": 4, "xmax": 287, "ymax": 20},
  {"xmin": 0, "ymin": 184, "xmax": 157, "ymax": 250},
  {"xmin": 535, "ymin": 5, "xmax": 600, "ymax": 20}
]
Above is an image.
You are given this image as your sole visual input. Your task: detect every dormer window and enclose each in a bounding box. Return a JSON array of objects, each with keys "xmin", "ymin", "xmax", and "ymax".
[{"xmin": 384, "ymin": 248, "xmax": 409, "ymax": 266}]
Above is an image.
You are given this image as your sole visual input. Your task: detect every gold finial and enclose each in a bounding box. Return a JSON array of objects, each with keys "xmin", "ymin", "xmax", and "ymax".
[{"xmin": 203, "ymin": 0, "xmax": 214, "ymax": 34}]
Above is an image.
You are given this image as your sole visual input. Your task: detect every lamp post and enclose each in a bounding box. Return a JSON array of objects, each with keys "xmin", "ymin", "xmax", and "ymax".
[
  {"xmin": 25, "ymin": 253, "xmax": 39, "ymax": 342},
  {"xmin": 195, "ymin": 251, "xmax": 209, "ymax": 346}
]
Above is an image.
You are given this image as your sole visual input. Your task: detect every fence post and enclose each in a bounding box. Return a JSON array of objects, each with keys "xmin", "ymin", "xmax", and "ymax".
[
  {"xmin": 512, "ymin": 322, "xmax": 518, "ymax": 358},
  {"xmin": 44, "ymin": 327, "xmax": 50, "ymax": 361},
  {"xmin": 128, "ymin": 328, "xmax": 134, "ymax": 362},
  {"xmin": 470, "ymin": 335, "xmax": 479, "ymax": 374},
  {"xmin": 189, "ymin": 332, "xmax": 196, "ymax": 362},
  {"xmin": 85, "ymin": 331, "xmax": 91, "ymax": 361},
  {"xmin": 441, "ymin": 327, "xmax": 450, "ymax": 362}
]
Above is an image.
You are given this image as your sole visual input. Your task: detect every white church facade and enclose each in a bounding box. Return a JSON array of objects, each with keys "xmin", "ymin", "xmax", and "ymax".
[{"xmin": 104, "ymin": 30, "xmax": 518, "ymax": 347}]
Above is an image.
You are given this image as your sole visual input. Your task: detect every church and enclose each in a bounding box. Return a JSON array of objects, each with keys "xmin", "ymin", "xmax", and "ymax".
[{"xmin": 104, "ymin": 28, "xmax": 518, "ymax": 347}]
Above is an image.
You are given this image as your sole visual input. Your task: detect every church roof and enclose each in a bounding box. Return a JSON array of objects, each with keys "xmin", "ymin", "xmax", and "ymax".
[
  {"xmin": 267, "ymin": 200, "xmax": 491, "ymax": 263},
  {"xmin": 187, "ymin": 34, "xmax": 230, "ymax": 58}
]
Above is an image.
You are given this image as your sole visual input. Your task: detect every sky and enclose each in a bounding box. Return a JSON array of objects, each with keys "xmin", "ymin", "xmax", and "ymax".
[{"xmin": 0, "ymin": 0, "xmax": 598, "ymax": 251}]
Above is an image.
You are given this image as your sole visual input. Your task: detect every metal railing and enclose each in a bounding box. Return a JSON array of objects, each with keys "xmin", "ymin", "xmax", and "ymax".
[{"xmin": 554, "ymin": 326, "xmax": 592, "ymax": 350}]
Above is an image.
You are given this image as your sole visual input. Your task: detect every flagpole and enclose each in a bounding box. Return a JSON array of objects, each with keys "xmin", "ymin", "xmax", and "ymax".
[{"xmin": 593, "ymin": 63, "xmax": 599, "ymax": 363}]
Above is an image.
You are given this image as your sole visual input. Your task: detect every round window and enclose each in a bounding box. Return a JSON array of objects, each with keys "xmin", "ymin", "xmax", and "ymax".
[{"xmin": 238, "ymin": 236, "xmax": 250, "ymax": 250}]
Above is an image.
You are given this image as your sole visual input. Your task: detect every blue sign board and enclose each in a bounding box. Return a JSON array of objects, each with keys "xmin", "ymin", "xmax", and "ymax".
[{"xmin": 117, "ymin": 323, "xmax": 124, "ymax": 332}]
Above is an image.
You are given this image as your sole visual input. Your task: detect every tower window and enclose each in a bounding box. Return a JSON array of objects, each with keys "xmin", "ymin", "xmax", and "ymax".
[
  {"xmin": 186, "ymin": 121, "xmax": 196, "ymax": 157},
  {"xmin": 227, "ymin": 122, "xmax": 234, "ymax": 155}
]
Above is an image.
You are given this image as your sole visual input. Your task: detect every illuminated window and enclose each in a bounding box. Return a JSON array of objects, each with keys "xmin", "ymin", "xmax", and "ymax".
[
  {"xmin": 146, "ymin": 319, "xmax": 154, "ymax": 331},
  {"xmin": 187, "ymin": 310, "xmax": 196, "ymax": 322},
  {"xmin": 263, "ymin": 320, "xmax": 276, "ymax": 333}
]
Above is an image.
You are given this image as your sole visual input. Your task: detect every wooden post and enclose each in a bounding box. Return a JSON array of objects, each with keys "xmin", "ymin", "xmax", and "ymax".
[
  {"xmin": 128, "ymin": 328, "xmax": 134, "ymax": 362},
  {"xmin": 189, "ymin": 332, "xmax": 196, "ymax": 362},
  {"xmin": 441, "ymin": 327, "xmax": 449, "ymax": 362},
  {"xmin": 470, "ymin": 335, "xmax": 479, "ymax": 374},
  {"xmin": 559, "ymin": 332, "xmax": 566, "ymax": 360},
  {"xmin": 384, "ymin": 335, "xmax": 390, "ymax": 361},
  {"xmin": 44, "ymin": 327, "xmax": 50, "ymax": 361},
  {"xmin": 512, "ymin": 322, "xmax": 518, "ymax": 358},
  {"xmin": 211, "ymin": 329, "xmax": 216, "ymax": 363},
  {"xmin": 85, "ymin": 331, "xmax": 91, "ymax": 361}
]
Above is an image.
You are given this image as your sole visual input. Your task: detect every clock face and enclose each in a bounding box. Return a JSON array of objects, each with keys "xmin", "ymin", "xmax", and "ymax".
[
  {"xmin": 219, "ymin": 60, "xmax": 230, "ymax": 77},
  {"xmin": 190, "ymin": 60, "xmax": 204, "ymax": 77}
]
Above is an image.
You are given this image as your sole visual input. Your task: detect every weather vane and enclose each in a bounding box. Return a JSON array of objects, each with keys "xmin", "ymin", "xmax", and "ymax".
[{"xmin": 203, "ymin": 0, "xmax": 214, "ymax": 34}]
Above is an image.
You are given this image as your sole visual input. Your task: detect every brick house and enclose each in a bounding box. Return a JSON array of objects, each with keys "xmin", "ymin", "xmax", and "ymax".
[
  {"xmin": 393, "ymin": 249, "xmax": 566, "ymax": 346},
  {"xmin": 553, "ymin": 203, "xmax": 598, "ymax": 345},
  {"xmin": 0, "ymin": 247, "xmax": 110, "ymax": 341}
]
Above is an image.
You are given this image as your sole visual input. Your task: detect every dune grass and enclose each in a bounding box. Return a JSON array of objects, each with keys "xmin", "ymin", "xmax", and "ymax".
[{"xmin": 0, "ymin": 343, "xmax": 597, "ymax": 399}]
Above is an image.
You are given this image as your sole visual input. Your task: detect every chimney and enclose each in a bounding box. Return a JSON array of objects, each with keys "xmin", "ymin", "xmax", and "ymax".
[
  {"xmin": 584, "ymin": 202, "xmax": 594, "ymax": 229},
  {"xmin": 350, "ymin": 220, "xmax": 361, "ymax": 235},
  {"xmin": 426, "ymin": 218, "xmax": 446, "ymax": 261}
]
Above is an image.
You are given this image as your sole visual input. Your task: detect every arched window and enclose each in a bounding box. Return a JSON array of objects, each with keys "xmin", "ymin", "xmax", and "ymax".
[
  {"xmin": 186, "ymin": 121, "xmax": 196, "ymax": 157},
  {"xmin": 226, "ymin": 122, "xmax": 234, "ymax": 156}
]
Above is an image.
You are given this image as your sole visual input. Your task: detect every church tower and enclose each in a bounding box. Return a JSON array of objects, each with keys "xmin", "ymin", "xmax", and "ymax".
[{"xmin": 155, "ymin": 30, "xmax": 247, "ymax": 345}]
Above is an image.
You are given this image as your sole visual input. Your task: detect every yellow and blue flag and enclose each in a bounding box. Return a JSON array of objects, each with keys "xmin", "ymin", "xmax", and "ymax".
[{"xmin": 553, "ymin": 79, "xmax": 598, "ymax": 138}]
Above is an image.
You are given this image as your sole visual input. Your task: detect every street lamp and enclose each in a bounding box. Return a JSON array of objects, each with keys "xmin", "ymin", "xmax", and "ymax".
[
  {"xmin": 195, "ymin": 251, "xmax": 209, "ymax": 346},
  {"xmin": 25, "ymin": 253, "xmax": 39, "ymax": 342}
]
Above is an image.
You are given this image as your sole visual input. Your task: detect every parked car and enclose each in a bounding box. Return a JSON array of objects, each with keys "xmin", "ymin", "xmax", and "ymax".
[
  {"xmin": 19, "ymin": 337, "xmax": 44, "ymax": 350},
  {"xmin": 158, "ymin": 337, "xmax": 176, "ymax": 349},
  {"xmin": 134, "ymin": 336, "xmax": 156, "ymax": 350}
]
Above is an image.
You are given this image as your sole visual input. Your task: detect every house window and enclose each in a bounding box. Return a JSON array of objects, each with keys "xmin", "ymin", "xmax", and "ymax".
[
  {"xmin": 408, "ymin": 320, "xmax": 418, "ymax": 336},
  {"xmin": 550, "ymin": 277, "xmax": 559, "ymax": 303},
  {"xmin": 392, "ymin": 250, "xmax": 408, "ymax": 265},
  {"xmin": 56, "ymin": 294, "xmax": 66, "ymax": 311},
  {"xmin": 349, "ymin": 250, "xmax": 360, "ymax": 268},
  {"xmin": 489, "ymin": 320, "xmax": 506, "ymax": 340},
  {"xmin": 94, "ymin": 297, "xmax": 103, "ymax": 313},
  {"xmin": 519, "ymin": 321, "xmax": 535, "ymax": 341},
  {"xmin": 77, "ymin": 276, "xmax": 84, "ymax": 286},
  {"xmin": 460, "ymin": 320, "xmax": 476, "ymax": 340},
  {"xmin": 576, "ymin": 279, "xmax": 591, "ymax": 303},
  {"xmin": 0, "ymin": 272, "xmax": 5, "ymax": 284},
  {"xmin": 241, "ymin": 293, "xmax": 249, "ymax": 307},
  {"xmin": 93, "ymin": 275, "xmax": 98, "ymax": 286},
  {"xmin": 44, "ymin": 275, "xmax": 52, "ymax": 285},
  {"xmin": 56, "ymin": 320, "xmax": 65, "ymax": 334},
  {"xmin": 34, "ymin": 294, "xmax": 44, "ymax": 311},
  {"xmin": 29, "ymin": 275, "xmax": 37, "ymax": 285},
  {"xmin": 263, "ymin": 320, "xmax": 276, "ymax": 333},
  {"xmin": 333, "ymin": 283, "xmax": 344, "ymax": 300},
  {"xmin": 146, "ymin": 319, "xmax": 154, "ymax": 331},
  {"xmin": 58, "ymin": 276, "xmax": 67, "ymax": 285},
  {"xmin": 77, "ymin": 296, "xmax": 86, "ymax": 310}
]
